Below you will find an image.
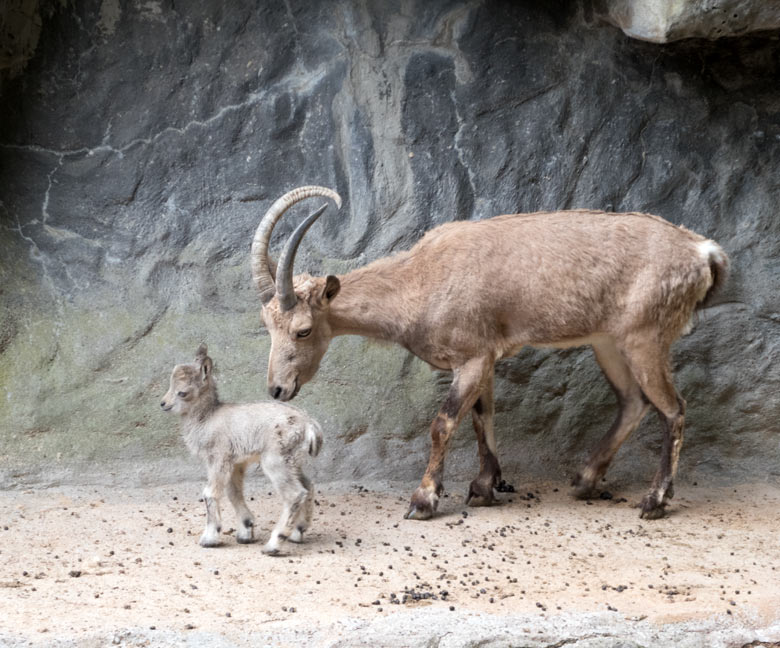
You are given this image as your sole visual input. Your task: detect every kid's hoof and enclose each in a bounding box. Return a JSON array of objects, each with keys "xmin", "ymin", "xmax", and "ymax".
[
  {"xmin": 262, "ymin": 543, "xmax": 281, "ymax": 555},
  {"xmin": 199, "ymin": 536, "xmax": 222, "ymax": 548},
  {"xmin": 236, "ymin": 522, "xmax": 255, "ymax": 544},
  {"xmin": 404, "ymin": 487, "xmax": 439, "ymax": 520},
  {"xmin": 289, "ymin": 528, "xmax": 304, "ymax": 543}
]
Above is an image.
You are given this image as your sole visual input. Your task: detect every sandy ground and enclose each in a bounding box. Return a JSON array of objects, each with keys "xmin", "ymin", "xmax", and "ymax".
[{"xmin": 1, "ymin": 478, "xmax": 779, "ymax": 647}]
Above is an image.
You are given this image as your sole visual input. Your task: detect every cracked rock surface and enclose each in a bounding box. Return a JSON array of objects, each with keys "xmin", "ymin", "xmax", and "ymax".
[{"xmin": 1, "ymin": 1, "xmax": 779, "ymax": 493}]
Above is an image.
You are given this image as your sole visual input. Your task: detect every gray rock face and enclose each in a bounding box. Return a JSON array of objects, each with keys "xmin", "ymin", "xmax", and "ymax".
[
  {"xmin": 601, "ymin": 0, "xmax": 780, "ymax": 42},
  {"xmin": 0, "ymin": 1, "xmax": 43, "ymax": 79},
  {"xmin": 1, "ymin": 1, "xmax": 779, "ymax": 495}
]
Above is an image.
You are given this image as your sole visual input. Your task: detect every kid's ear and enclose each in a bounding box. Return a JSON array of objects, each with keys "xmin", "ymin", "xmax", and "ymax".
[
  {"xmin": 195, "ymin": 343, "xmax": 212, "ymax": 380},
  {"xmin": 195, "ymin": 343, "xmax": 208, "ymax": 360},
  {"xmin": 200, "ymin": 356, "xmax": 213, "ymax": 381},
  {"xmin": 321, "ymin": 275, "xmax": 340, "ymax": 302}
]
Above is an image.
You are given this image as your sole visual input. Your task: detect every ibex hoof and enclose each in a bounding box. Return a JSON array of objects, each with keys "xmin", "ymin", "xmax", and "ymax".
[
  {"xmin": 465, "ymin": 493, "xmax": 497, "ymax": 507},
  {"xmin": 466, "ymin": 480, "xmax": 498, "ymax": 507},
  {"xmin": 572, "ymin": 483, "xmax": 597, "ymax": 500},
  {"xmin": 404, "ymin": 505, "xmax": 433, "ymax": 520},
  {"xmin": 639, "ymin": 492, "xmax": 669, "ymax": 520},
  {"xmin": 262, "ymin": 543, "xmax": 282, "ymax": 555},
  {"xmin": 571, "ymin": 473, "xmax": 598, "ymax": 500},
  {"xmin": 199, "ymin": 534, "xmax": 222, "ymax": 548},
  {"xmin": 289, "ymin": 528, "xmax": 304, "ymax": 543},
  {"xmin": 236, "ymin": 533, "xmax": 256, "ymax": 544},
  {"xmin": 404, "ymin": 487, "xmax": 439, "ymax": 520}
]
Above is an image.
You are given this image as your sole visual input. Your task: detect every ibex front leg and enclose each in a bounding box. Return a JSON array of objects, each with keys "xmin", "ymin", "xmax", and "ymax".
[
  {"xmin": 227, "ymin": 463, "xmax": 256, "ymax": 544},
  {"xmin": 405, "ymin": 356, "xmax": 493, "ymax": 520},
  {"xmin": 200, "ymin": 461, "xmax": 229, "ymax": 547}
]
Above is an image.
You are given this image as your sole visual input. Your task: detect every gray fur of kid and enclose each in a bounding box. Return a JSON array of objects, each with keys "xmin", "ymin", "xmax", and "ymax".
[{"xmin": 161, "ymin": 344, "xmax": 323, "ymax": 554}]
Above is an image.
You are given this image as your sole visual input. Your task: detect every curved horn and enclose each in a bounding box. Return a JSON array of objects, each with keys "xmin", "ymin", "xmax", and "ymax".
[
  {"xmin": 276, "ymin": 204, "xmax": 329, "ymax": 311},
  {"xmin": 250, "ymin": 186, "xmax": 342, "ymax": 305}
]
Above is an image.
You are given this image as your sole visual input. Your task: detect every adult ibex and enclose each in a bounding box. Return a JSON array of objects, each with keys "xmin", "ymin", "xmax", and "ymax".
[{"xmin": 251, "ymin": 186, "xmax": 728, "ymax": 521}]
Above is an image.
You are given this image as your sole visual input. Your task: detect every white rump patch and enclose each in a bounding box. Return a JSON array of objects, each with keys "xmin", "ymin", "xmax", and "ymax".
[
  {"xmin": 697, "ymin": 239, "xmax": 726, "ymax": 265},
  {"xmin": 680, "ymin": 239, "xmax": 727, "ymax": 335}
]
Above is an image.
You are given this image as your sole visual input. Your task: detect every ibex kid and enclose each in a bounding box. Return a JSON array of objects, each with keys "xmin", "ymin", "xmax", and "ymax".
[{"xmin": 160, "ymin": 344, "xmax": 323, "ymax": 554}]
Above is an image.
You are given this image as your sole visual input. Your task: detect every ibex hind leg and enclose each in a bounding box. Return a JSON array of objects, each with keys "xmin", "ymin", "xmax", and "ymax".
[
  {"xmin": 572, "ymin": 338, "xmax": 649, "ymax": 499},
  {"xmin": 467, "ymin": 372, "xmax": 504, "ymax": 507},
  {"xmin": 261, "ymin": 456, "xmax": 308, "ymax": 554},
  {"xmin": 288, "ymin": 473, "xmax": 314, "ymax": 543},
  {"xmin": 264, "ymin": 485, "xmax": 308, "ymax": 554},
  {"xmin": 621, "ymin": 339, "xmax": 685, "ymax": 520}
]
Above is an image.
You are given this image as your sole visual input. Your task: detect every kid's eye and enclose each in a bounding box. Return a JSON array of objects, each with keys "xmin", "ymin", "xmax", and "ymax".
[
  {"xmin": 296, "ymin": 329, "xmax": 311, "ymax": 339},
  {"xmin": 177, "ymin": 391, "xmax": 189, "ymax": 398}
]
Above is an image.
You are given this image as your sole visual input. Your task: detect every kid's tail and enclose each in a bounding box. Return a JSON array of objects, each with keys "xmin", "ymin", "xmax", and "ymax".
[{"xmin": 305, "ymin": 420, "xmax": 323, "ymax": 457}]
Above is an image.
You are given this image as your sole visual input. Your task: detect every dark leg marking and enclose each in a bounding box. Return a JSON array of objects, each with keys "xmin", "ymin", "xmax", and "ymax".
[
  {"xmin": 406, "ymin": 357, "xmax": 493, "ymax": 520},
  {"xmin": 640, "ymin": 397, "xmax": 685, "ymax": 519},
  {"xmin": 466, "ymin": 450, "xmax": 501, "ymax": 506},
  {"xmin": 618, "ymin": 339, "xmax": 684, "ymax": 520},
  {"xmin": 467, "ymin": 370, "xmax": 504, "ymax": 507}
]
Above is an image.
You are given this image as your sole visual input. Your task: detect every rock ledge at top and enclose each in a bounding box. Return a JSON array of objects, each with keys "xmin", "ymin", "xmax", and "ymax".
[{"xmin": 601, "ymin": 0, "xmax": 780, "ymax": 42}]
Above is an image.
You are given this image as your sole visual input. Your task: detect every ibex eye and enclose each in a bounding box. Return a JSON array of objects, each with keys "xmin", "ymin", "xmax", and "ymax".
[
  {"xmin": 297, "ymin": 329, "xmax": 311, "ymax": 339},
  {"xmin": 177, "ymin": 391, "xmax": 189, "ymax": 398}
]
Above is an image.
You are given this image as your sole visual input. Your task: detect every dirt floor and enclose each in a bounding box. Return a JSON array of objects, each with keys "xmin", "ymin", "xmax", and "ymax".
[{"xmin": 1, "ymin": 478, "xmax": 779, "ymax": 647}]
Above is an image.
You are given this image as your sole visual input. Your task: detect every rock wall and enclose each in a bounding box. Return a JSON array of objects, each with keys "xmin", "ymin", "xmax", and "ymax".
[
  {"xmin": 1, "ymin": 1, "xmax": 779, "ymax": 492},
  {"xmin": 1, "ymin": 1, "xmax": 43, "ymax": 79}
]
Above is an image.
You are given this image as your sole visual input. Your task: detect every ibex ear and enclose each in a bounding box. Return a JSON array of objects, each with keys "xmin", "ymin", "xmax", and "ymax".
[{"xmin": 321, "ymin": 275, "xmax": 340, "ymax": 302}]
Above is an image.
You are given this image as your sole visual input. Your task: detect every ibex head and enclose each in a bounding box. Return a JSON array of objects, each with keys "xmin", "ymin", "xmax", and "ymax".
[{"xmin": 250, "ymin": 187, "xmax": 342, "ymax": 401}]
